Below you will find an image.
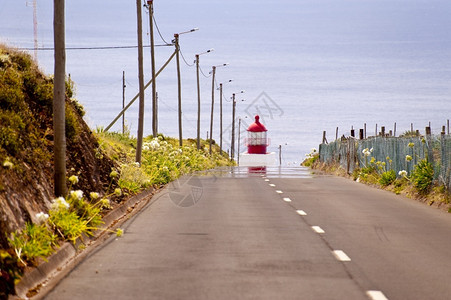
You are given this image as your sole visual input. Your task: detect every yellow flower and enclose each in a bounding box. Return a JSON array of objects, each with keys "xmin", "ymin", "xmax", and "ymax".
[
  {"xmin": 110, "ymin": 170, "xmax": 119, "ymax": 178},
  {"xmin": 90, "ymin": 192, "xmax": 100, "ymax": 200},
  {"xmin": 116, "ymin": 228, "xmax": 123, "ymax": 237},
  {"xmin": 3, "ymin": 160, "xmax": 13, "ymax": 169},
  {"xmin": 406, "ymin": 155, "xmax": 413, "ymax": 162},
  {"xmin": 68, "ymin": 175, "xmax": 79, "ymax": 185}
]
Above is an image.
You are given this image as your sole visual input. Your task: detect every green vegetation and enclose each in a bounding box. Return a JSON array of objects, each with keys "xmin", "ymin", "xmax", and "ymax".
[
  {"xmin": 97, "ymin": 131, "xmax": 233, "ymax": 193},
  {"xmin": 301, "ymin": 148, "xmax": 319, "ymax": 167},
  {"xmin": 410, "ymin": 159, "xmax": 434, "ymax": 194},
  {"xmin": 379, "ymin": 170, "xmax": 396, "ymax": 186},
  {"xmin": 6, "ymin": 133, "xmax": 233, "ymax": 268},
  {"xmin": 0, "ymin": 45, "xmax": 234, "ymax": 297},
  {"xmin": 306, "ymin": 146, "xmax": 449, "ymax": 207}
]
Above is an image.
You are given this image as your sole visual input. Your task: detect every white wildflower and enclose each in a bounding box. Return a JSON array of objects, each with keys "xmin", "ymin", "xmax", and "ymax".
[
  {"xmin": 51, "ymin": 197, "xmax": 70, "ymax": 210},
  {"xmin": 101, "ymin": 198, "xmax": 111, "ymax": 209},
  {"xmin": 36, "ymin": 212, "xmax": 49, "ymax": 224},
  {"xmin": 149, "ymin": 138, "xmax": 160, "ymax": 150},
  {"xmin": 70, "ymin": 190, "xmax": 84, "ymax": 200},
  {"xmin": 398, "ymin": 170, "xmax": 408, "ymax": 177},
  {"xmin": 362, "ymin": 148, "xmax": 371, "ymax": 157}
]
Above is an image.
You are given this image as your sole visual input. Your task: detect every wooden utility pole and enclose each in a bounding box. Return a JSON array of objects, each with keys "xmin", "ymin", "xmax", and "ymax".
[
  {"xmin": 237, "ymin": 118, "xmax": 241, "ymax": 165},
  {"xmin": 196, "ymin": 54, "xmax": 201, "ymax": 150},
  {"xmin": 174, "ymin": 34, "xmax": 183, "ymax": 147},
  {"xmin": 135, "ymin": 0, "xmax": 145, "ymax": 164},
  {"xmin": 53, "ymin": 0, "xmax": 67, "ymax": 197},
  {"xmin": 219, "ymin": 83, "xmax": 223, "ymax": 154},
  {"xmin": 147, "ymin": 0, "xmax": 157, "ymax": 137},
  {"xmin": 231, "ymin": 93, "xmax": 236, "ymax": 160},
  {"xmin": 122, "ymin": 71, "xmax": 126, "ymax": 134},
  {"xmin": 209, "ymin": 66, "xmax": 216, "ymax": 154}
]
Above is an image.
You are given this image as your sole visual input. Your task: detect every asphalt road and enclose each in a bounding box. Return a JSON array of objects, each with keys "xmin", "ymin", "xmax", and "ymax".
[{"xmin": 45, "ymin": 167, "xmax": 451, "ymax": 300}]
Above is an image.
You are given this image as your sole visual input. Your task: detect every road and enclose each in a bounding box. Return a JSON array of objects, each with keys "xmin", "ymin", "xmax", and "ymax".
[{"xmin": 45, "ymin": 167, "xmax": 451, "ymax": 300}]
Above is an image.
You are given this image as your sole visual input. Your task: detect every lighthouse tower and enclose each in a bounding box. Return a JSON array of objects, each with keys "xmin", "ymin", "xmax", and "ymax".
[
  {"xmin": 247, "ymin": 115, "xmax": 268, "ymax": 154},
  {"xmin": 239, "ymin": 115, "xmax": 276, "ymax": 167}
]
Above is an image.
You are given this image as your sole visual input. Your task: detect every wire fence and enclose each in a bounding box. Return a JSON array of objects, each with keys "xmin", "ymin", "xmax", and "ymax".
[{"xmin": 319, "ymin": 134, "xmax": 451, "ymax": 190}]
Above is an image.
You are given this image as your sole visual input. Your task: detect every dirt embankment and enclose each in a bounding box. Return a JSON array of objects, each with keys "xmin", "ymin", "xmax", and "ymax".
[{"xmin": 0, "ymin": 46, "xmax": 116, "ymax": 250}]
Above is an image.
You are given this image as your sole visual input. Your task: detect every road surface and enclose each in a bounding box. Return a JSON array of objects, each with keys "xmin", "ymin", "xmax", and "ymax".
[{"xmin": 45, "ymin": 167, "xmax": 451, "ymax": 300}]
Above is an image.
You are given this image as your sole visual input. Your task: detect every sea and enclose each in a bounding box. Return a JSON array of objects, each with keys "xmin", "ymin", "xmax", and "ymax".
[{"xmin": 1, "ymin": 0, "xmax": 450, "ymax": 165}]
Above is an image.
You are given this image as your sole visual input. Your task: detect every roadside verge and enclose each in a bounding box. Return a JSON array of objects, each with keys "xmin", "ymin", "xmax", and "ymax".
[{"xmin": 11, "ymin": 187, "xmax": 160, "ymax": 300}]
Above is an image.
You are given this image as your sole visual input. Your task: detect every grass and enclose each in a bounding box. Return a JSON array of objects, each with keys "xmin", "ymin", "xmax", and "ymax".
[{"xmin": 307, "ymin": 155, "xmax": 450, "ymax": 210}]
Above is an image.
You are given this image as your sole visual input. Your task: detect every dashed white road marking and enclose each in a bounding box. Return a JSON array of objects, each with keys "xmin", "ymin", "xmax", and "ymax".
[
  {"xmin": 276, "ymin": 190, "xmax": 283, "ymax": 194},
  {"xmin": 283, "ymin": 197, "xmax": 291, "ymax": 202},
  {"xmin": 264, "ymin": 179, "xmax": 270, "ymax": 182},
  {"xmin": 269, "ymin": 183, "xmax": 276, "ymax": 187},
  {"xmin": 332, "ymin": 250, "xmax": 351, "ymax": 262},
  {"xmin": 296, "ymin": 210, "xmax": 307, "ymax": 216},
  {"xmin": 366, "ymin": 290, "xmax": 389, "ymax": 300},
  {"xmin": 311, "ymin": 226, "xmax": 325, "ymax": 234}
]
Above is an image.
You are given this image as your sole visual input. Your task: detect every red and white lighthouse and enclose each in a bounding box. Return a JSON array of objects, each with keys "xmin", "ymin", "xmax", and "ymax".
[
  {"xmin": 246, "ymin": 115, "xmax": 268, "ymax": 154},
  {"xmin": 239, "ymin": 115, "xmax": 276, "ymax": 167}
]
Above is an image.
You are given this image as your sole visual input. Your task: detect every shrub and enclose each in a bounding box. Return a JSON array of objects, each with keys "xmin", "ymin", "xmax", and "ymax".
[
  {"xmin": 411, "ymin": 159, "xmax": 434, "ymax": 194},
  {"xmin": 379, "ymin": 170, "xmax": 396, "ymax": 186},
  {"xmin": 7, "ymin": 223, "xmax": 57, "ymax": 265}
]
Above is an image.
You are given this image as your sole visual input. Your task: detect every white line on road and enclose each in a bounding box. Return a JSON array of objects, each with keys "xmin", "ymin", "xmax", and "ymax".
[
  {"xmin": 332, "ymin": 250, "xmax": 351, "ymax": 262},
  {"xmin": 366, "ymin": 290, "xmax": 389, "ymax": 300},
  {"xmin": 283, "ymin": 197, "xmax": 291, "ymax": 202},
  {"xmin": 296, "ymin": 210, "xmax": 307, "ymax": 216},
  {"xmin": 264, "ymin": 179, "xmax": 270, "ymax": 182},
  {"xmin": 269, "ymin": 183, "xmax": 276, "ymax": 187},
  {"xmin": 276, "ymin": 190, "xmax": 283, "ymax": 194},
  {"xmin": 311, "ymin": 226, "xmax": 325, "ymax": 234}
]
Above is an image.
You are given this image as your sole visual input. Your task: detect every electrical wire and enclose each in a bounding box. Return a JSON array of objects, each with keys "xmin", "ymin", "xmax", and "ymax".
[
  {"xmin": 179, "ymin": 47, "xmax": 194, "ymax": 67},
  {"xmin": 152, "ymin": 15, "xmax": 172, "ymax": 46},
  {"xmin": 17, "ymin": 44, "xmax": 172, "ymax": 51},
  {"xmin": 199, "ymin": 65, "xmax": 212, "ymax": 78}
]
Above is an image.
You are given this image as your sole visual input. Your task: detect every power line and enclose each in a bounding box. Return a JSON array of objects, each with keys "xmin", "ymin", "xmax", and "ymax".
[
  {"xmin": 17, "ymin": 44, "xmax": 172, "ymax": 51},
  {"xmin": 152, "ymin": 15, "xmax": 171, "ymax": 46},
  {"xmin": 199, "ymin": 65, "xmax": 212, "ymax": 78},
  {"xmin": 179, "ymin": 47, "xmax": 194, "ymax": 67}
]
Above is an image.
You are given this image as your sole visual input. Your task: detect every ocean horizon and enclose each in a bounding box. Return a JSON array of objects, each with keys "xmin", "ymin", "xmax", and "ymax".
[{"xmin": 1, "ymin": 0, "xmax": 450, "ymax": 165}]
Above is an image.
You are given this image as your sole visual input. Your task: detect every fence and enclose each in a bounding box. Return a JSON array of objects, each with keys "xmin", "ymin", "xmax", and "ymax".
[{"xmin": 319, "ymin": 133, "xmax": 451, "ymax": 191}]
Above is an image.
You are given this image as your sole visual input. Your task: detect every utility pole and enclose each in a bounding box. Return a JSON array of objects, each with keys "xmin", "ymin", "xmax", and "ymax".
[
  {"xmin": 53, "ymin": 0, "xmax": 67, "ymax": 196},
  {"xmin": 173, "ymin": 28, "xmax": 198, "ymax": 147},
  {"xmin": 279, "ymin": 145, "xmax": 282, "ymax": 165},
  {"xmin": 196, "ymin": 54, "xmax": 201, "ymax": 150},
  {"xmin": 209, "ymin": 66, "xmax": 216, "ymax": 154},
  {"xmin": 237, "ymin": 118, "xmax": 242, "ymax": 165},
  {"xmin": 32, "ymin": 0, "xmax": 38, "ymax": 61},
  {"xmin": 219, "ymin": 83, "xmax": 223, "ymax": 155},
  {"xmin": 231, "ymin": 93, "xmax": 236, "ymax": 161},
  {"xmin": 194, "ymin": 49, "xmax": 213, "ymax": 150},
  {"xmin": 219, "ymin": 79, "xmax": 232, "ymax": 156},
  {"xmin": 174, "ymin": 33, "xmax": 183, "ymax": 147},
  {"xmin": 147, "ymin": 0, "xmax": 157, "ymax": 137},
  {"xmin": 135, "ymin": 0, "xmax": 145, "ymax": 164},
  {"xmin": 122, "ymin": 71, "xmax": 126, "ymax": 135},
  {"xmin": 209, "ymin": 63, "xmax": 228, "ymax": 155}
]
